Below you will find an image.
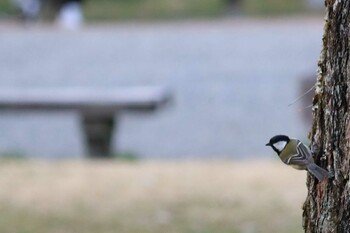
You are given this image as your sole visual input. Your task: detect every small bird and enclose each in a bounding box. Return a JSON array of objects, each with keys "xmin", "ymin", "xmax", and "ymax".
[{"xmin": 266, "ymin": 135, "xmax": 331, "ymax": 181}]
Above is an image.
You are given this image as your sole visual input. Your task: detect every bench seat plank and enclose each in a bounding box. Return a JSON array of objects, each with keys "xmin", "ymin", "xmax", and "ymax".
[{"xmin": 0, "ymin": 87, "xmax": 171, "ymax": 112}]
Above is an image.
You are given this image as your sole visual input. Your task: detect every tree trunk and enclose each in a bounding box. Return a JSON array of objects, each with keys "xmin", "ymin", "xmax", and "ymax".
[{"xmin": 302, "ymin": 0, "xmax": 350, "ymax": 232}]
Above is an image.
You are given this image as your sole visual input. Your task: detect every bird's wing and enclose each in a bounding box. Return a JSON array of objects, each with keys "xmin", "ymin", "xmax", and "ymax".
[{"xmin": 286, "ymin": 141, "xmax": 310, "ymax": 166}]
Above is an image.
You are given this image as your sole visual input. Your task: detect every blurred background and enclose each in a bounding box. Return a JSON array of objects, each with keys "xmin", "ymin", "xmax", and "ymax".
[{"xmin": 0, "ymin": 0, "xmax": 322, "ymax": 232}]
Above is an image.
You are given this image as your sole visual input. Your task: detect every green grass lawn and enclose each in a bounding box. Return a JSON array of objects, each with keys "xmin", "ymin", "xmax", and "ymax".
[
  {"xmin": 0, "ymin": 0, "xmax": 314, "ymax": 21},
  {"xmin": 84, "ymin": 0, "xmax": 225, "ymax": 21},
  {"xmin": 83, "ymin": 0, "xmax": 311, "ymax": 20},
  {"xmin": 0, "ymin": 160, "xmax": 306, "ymax": 233},
  {"xmin": 243, "ymin": 0, "xmax": 306, "ymax": 16}
]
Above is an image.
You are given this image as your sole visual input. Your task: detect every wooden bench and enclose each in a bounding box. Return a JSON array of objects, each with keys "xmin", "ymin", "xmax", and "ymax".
[{"xmin": 0, "ymin": 87, "xmax": 171, "ymax": 158}]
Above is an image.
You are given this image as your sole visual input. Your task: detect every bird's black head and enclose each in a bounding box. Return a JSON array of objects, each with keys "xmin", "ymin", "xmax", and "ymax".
[{"xmin": 265, "ymin": 135, "xmax": 290, "ymax": 154}]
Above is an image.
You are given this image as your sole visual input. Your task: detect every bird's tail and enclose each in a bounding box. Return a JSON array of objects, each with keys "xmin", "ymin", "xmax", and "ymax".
[{"xmin": 307, "ymin": 163, "xmax": 332, "ymax": 181}]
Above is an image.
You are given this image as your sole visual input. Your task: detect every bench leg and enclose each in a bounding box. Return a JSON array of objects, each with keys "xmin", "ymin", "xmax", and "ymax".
[{"xmin": 81, "ymin": 114, "xmax": 116, "ymax": 158}]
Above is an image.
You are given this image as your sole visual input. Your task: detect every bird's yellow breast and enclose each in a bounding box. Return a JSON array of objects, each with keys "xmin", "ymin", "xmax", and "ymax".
[{"xmin": 278, "ymin": 139, "xmax": 299, "ymax": 164}]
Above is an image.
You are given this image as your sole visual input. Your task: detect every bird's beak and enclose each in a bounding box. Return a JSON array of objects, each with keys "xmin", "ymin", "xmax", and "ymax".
[{"xmin": 265, "ymin": 142, "xmax": 271, "ymax": 146}]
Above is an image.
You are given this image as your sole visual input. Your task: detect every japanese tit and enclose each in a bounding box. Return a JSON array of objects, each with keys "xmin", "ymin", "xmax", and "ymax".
[{"xmin": 266, "ymin": 135, "xmax": 331, "ymax": 181}]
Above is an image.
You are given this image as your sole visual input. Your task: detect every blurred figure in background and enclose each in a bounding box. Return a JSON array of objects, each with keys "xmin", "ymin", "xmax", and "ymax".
[
  {"xmin": 225, "ymin": 0, "xmax": 242, "ymax": 14},
  {"xmin": 12, "ymin": 0, "xmax": 84, "ymax": 29},
  {"xmin": 12, "ymin": 0, "xmax": 41, "ymax": 22},
  {"xmin": 56, "ymin": 0, "xmax": 84, "ymax": 29}
]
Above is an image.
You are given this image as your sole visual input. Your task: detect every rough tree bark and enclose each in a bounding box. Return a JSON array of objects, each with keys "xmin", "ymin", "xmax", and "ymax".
[{"xmin": 302, "ymin": 0, "xmax": 350, "ymax": 232}]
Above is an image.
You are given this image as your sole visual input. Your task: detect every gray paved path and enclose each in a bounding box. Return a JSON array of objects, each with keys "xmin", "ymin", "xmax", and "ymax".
[{"xmin": 0, "ymin": 18, "xmax": 323, "ymax": 159}]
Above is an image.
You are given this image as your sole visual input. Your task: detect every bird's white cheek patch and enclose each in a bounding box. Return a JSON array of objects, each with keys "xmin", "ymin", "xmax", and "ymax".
[{"xmin": 273, "ymin": 141, "xmax": 287, "ymax": 151}]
